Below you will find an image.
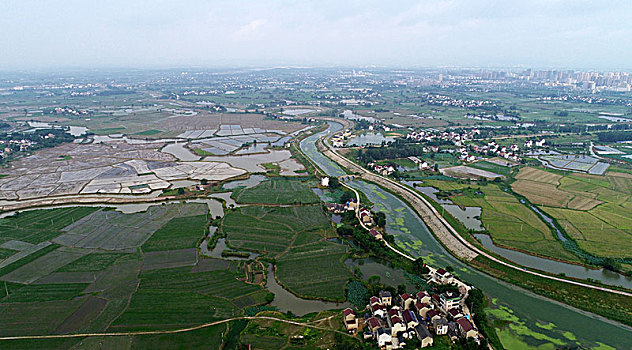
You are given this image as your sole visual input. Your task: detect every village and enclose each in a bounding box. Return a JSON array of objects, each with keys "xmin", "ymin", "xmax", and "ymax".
[{"xmin": 341, "ymin": 270, "xmax": 480, "ymax": 349}]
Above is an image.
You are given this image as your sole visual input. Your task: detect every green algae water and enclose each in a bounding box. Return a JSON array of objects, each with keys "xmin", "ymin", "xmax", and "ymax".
[{"xmin": 300, "ymin": 121, "xmax": 632, "ymax": 349}]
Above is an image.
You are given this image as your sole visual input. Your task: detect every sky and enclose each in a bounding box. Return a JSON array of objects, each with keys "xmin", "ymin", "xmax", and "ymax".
[{"xmin": 1, "ymin": 0, "xmax": 631, "ymax": 70}]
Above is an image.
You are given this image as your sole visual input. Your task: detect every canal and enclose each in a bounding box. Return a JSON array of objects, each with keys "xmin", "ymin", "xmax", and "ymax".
[{"xmin": 300, "ymin": 121, "xmax": 632, "ymax": 349}]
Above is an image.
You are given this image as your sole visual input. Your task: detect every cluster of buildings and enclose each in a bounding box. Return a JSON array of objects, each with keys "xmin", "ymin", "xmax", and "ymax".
[
  {"xmin": 469, "ymin": 141, "xmax": 521, "ymax": 162},
  {"xmin": 420, "ymin": 93, "xmax": 497, "ymax": 109},
  {"xmin": 43, "ymin": 106, "xmax": 87, "ymax": 116},
  {"xmin": 405, "ymin": 129, "xmax": 480, "ymax": 147},
  {"xmin": 331, "ymin": 129, "xmax": 353, "ymax": 148},
  {"xmin": 0, "ymin": 138, "xmax": 36, "ymax": 158},
  {"xmin": 343, "ymin": 286, "xmax": 479, "ymax": 349},
  {"xmin": 324, "ymin": 198, "xmax": 358, "ymax": 213},
  {"xmin": 366, "ymin": 162, "xmax": 396, "ymax": 176}
]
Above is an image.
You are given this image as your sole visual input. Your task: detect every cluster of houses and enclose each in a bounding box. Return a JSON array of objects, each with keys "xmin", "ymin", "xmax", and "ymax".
[
  {"xmin": 0, "ymin": 138, "xmax": 36, "ymax": 158},
  {"xmin": 406, "ymin": 129, "xmax": 480, "ymax": 147},
  {"xmin": 470, "ymin": 141, "xmax": 521, "ymax": 163},
  {"xmin": 407, "ymin": 156, "xmax": 432, "ymax": 170},
  {"xmin": 366, "ymin": 162, "xmax": 396, "ymax": 176},
  {"xmin": 325, "ymin": 198, "xmax": 358, "ymax": 214},
  {"xmin": 343, "ymin": 287, "xmax": 479, "ymax": 349},
  {"xmin": 331, "ymin": 129, "xmax": 353, "ymax": 148}
]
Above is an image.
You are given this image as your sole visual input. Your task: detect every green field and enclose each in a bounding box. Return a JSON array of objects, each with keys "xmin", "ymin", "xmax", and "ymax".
[
  {"xmin": 276, "ymin": 240, "xmax": 351, "ymax": 300},
  {"xmin": 450, "ymin": 184, "xmax": 581, "ymax": 263},
  {"xmin": 222, "ymin": 204, "xmax": 351, "ymax": 300},
  {"xmin": 231, "ymin": 177, "xmax": 319, "ymax": 204},
  {"xmin": 141, "ymin": 214, "xmax": 208, "ymax": 252},
  {"xmin": 513, "ymin": 167, "xmax": 632, "ymax": 260},
  {"xmin": 222, "ymin": 205, "xmax": 333, "ymax": 256},
  {"xmin": 0, "ymin": 207, "xmax": 98, "ymax": 245}
]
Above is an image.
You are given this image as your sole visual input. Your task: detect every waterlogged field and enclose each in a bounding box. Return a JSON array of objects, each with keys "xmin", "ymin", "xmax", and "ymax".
[
  {"xmin": 513, "ymin": 166, "xmax": 632, "ymax": 260},
  {"xmin": 231, "ymin": 177, "xmax": 320, "ymax": 204}
]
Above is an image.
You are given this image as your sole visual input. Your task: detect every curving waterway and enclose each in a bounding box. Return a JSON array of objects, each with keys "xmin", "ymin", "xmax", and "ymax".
[{"xmin": 300, "ymin": 121, "xmax": 632, "ymax": 349}]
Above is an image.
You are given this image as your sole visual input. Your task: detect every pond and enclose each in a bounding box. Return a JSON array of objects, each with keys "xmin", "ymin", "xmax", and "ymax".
[
  {"xmin": 401, "ymin": 181, "xmax": 484, "ymax": 231},
  {"xmin": 347, "ymin": 132, "xmax": 395, "ymax": 147},
  {"xmin": 341, "ymin": 110, "xmax": 376, "ymax": 123}
]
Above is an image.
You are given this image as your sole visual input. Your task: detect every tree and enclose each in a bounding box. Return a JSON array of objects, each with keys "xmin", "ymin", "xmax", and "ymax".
[{"xmin": 412, "ymin": 257, "xmax": 429, "ymax": 275}]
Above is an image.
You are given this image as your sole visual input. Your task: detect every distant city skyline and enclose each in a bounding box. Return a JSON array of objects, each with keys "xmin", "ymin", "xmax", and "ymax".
[{"xmin": 1, "ymin": 0, "xmax": 631, "ymax": 70}]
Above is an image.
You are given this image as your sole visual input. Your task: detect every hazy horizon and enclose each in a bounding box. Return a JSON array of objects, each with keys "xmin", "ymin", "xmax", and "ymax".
[{"xmin": 2, "ymin": 0, "xmax": 631, "ymax": 70}]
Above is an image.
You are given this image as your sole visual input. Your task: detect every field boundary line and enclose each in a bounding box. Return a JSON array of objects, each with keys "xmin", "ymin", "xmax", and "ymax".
[{"xmin": 0, "ymin": 316, "xmax": 352, "ymax": 341}]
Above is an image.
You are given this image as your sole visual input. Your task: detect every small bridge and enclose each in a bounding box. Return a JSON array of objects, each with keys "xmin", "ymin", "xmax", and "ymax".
[{"xmin": 338, "ymin": 175, "xmax": 355, "ymax": 182}]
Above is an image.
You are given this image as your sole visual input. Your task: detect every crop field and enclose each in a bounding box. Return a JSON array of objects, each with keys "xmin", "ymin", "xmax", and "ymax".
[
  {"xmin": 110, "ymin": 268, "xmax": 262, "ymax": 331},
  {"xmin": 512, "ymin": 166, "xmax": 632, "ymax": 259},
  {"xmin": 221, "ymin": 205, "xmax": 333, "ymax": 256},
  {"xmin": 0, "ymin": 202, "xmax": 270, "ymax": 338},
  {"xmin": 0, "ymin": 207, "xmax": 98, "ymax": 246},
  {"xmin": 450, "ymin": 185, "xmax": 581, "ymax": 262},
  {"xmin": 470, "ymin": 160, "xmax": 514, "ymax": 176},
  {"xmin": 222, "ymin": 204, "xmax": 351, "ymax": 300},
  {"xmin": 141, "ymin": 214, "xmax": 208, "ymax": 252},
  {"xmin": 231, "ymin": 177, "xmax": 319, "ymax": 204},
  {"xmin": 55, "ymin": 203, "xmax": 207, "ymax": 250},
  {"xmin": 276, "ymin": 240, "xmax": 351, "ymax": 300}
]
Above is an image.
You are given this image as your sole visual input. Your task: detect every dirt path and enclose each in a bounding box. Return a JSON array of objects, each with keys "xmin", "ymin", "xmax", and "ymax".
[{"xmin": 0, "ymin": 316, "xmax": 351, "ymax": 341}]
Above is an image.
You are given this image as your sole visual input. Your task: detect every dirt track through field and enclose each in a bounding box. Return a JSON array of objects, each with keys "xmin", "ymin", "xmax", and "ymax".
[{"xmin": 0, "ymin": 315, "xmax": 350, "ymax": 341}]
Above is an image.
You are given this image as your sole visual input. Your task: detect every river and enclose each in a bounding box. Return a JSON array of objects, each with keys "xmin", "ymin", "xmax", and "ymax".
[{"xmin": 300, "ymin": 121, "xmax": 632, "ymax": 349}]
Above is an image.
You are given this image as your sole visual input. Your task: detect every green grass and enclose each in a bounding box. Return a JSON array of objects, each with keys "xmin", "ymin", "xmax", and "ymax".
[
  {"xmin": 469, "ymin": 160, "xmax": 514, "ymax": 177},
  {"xmin": 450, "ymin": 184, "xmax": 581, "ymax": 263},
  {"xmin": 0, "ymin": 207, "xmax": 99, "ymax": 245},
  {"xmin": 0, "ymin": 248, "xmax": 15, "ymax": 260},
  {"xmin": 132, "ymin": 323, "xmax": 226, "ymax": 349},
  {"xmin": 55, "ymin": 155, "xmax": 72, "ymax": 161},
  {"xmin": 141, "ymin": 214, "xmax": 208, "ymax": 252},
  {"xmin": 93, "ymin": 127, "xmax": 126, "ymax": 135},
  {"xmin": 0, "ymin": 244, "xmax": 59, "ymax": 277},
  {"xmin": 232, "ymin": 177, "xmax": 319, "ymax": 204}
]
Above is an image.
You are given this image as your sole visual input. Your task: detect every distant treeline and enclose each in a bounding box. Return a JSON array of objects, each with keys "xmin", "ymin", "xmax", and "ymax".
[{"xmin": 597, "ymin": 130, "xmax": 632, "ymax": 142}]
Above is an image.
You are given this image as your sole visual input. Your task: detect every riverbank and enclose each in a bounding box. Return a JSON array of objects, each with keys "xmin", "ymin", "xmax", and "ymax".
[{"xmin": 318, "ymin": 119, "xmax": 632, "ymax": 328}]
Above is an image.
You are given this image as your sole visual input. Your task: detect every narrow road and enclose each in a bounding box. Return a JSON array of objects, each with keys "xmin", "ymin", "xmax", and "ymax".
[
  {"xmin": 0, "ymin": 315, "xmax": 351, "ymax": 341},
  {"xmin": 321, "ymin": 122, "xmax": 632, "ymax": 298}
]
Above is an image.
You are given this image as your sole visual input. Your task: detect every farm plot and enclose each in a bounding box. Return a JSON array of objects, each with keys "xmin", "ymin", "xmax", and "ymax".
[
  {"xmin": 542, "ymin": 207, "xmax": 632, "ymax": 258},
  {"xmin": 0, "ymin": 299, "xmax": 85, "ymax": 336},
  {"xmin": 276, "ymin": 240, "xmax": 351, "ymax": 301},
  {"xmin": 141, "ymin": 214, "xmax": 208, "ymax": 252},
  {"xmin": 231, "ymin": 177, "xmax": 319, "ymax": 204},
  {"xmin": 0, "ymin": 247, "xmax": 90, "ymax": 284},
  {"xmin": 141, "ymin": 248, "xmax": 198, "ymax": 271},
  {"xmin": 0, "ymin": 207, "xmax": 98, "ymax": 246},
  {"xmin": 451, "ymin": 185, "xmax": 581, "ymax": 263},
  {"xmin": 55, "ymin": 203, "xmax": 207, "ymax": 250},
  {"xmin": 222, "ymin": 205, "xmax": 333, "ymax": 256},
  {"xmin": 109, "ymin": 268, "xmax": 261, "ymax": 331},
  {"xmin": 440, "ymin": 165, "xmax": 504, "ymax": 180}
]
